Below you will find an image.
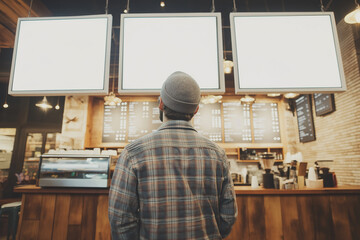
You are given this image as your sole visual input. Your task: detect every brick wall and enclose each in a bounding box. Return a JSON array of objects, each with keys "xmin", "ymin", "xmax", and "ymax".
[{"xmin": 284, "ymin": 20, "xmax": 360, "ymax": 186}]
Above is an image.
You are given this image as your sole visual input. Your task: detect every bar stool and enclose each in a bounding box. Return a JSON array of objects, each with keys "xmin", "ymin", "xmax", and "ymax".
[{"xmin": 0, "ymin": 201, "xmax": 21, "ymax": 240}]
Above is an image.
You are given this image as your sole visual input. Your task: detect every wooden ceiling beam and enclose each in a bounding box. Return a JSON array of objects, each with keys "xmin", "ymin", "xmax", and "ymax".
[{"xmin": 0, "ymin": 0, "xmax": 51, "ymax": 48}]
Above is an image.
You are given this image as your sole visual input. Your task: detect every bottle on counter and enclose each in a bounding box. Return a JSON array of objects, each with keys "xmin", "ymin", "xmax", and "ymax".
[{"xmin": 289, "ymin": 165, "xmax": 298, "ymax": 189}]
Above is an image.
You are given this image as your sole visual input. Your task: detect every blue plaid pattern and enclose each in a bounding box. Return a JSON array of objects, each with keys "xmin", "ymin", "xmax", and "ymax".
[{"xmin": 109, "ymin": 120, "xmax": 237, "ymax": 240}]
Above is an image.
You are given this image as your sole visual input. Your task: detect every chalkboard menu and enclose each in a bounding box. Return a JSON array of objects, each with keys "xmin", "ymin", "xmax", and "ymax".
[
  {"xmin": 296, "ymin": 95, "xmax": 316, "ymax": 143},
  {"xmin": 102, "ymin": 102, "xmax": 128, "ymax": 143},
  {"xmin": 314, "ymin": 93, "xmax": 335, "ymax": 116},
  {"xmin": 128, "ymin": 101, "xmax": 162, "ymax": 142},
  {"xmin": 193, "ymin": 103, "xmax": 222, "ymax": 142},
  {"xmin": 102, "ymin": 100, "xmax": 284, "ymax": 144},
  {"xmin": 252, "ymin": 103, "xmax": 281, "ymax": 143},
  {"xmin": 223, "ymin": 102, "xmax": 252, "ymax": 143},
  {"xmin": 102, "ymin": 101, "xmax": 161, "ymax": 143}
]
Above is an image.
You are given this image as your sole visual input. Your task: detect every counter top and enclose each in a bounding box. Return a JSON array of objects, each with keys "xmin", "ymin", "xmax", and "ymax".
[
  {"xmin": 14, "ymin": 185, "xmax": 109, "ymax": 194},
  {"xmin": 234, "ymin": 185, "xmax": 360, "ymax": 195},
  {"xmin": 14, "ymin": 184, "xmax": 360, "ymax": 195}
]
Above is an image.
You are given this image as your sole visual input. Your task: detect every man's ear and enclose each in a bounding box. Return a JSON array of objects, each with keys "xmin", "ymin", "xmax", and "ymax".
[
  {"xmin": 194, "ymin": 105, "xmax": 199, "ymax": 115},
  {"xmin": 159, "ymin": 97, "xmax": 164, "ymax": 111}
]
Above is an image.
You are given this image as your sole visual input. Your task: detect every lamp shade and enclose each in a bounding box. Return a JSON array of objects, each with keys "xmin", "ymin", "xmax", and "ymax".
[{"xmin": 345, "ymin": 5, "xmax": 360, "ymax": 24}]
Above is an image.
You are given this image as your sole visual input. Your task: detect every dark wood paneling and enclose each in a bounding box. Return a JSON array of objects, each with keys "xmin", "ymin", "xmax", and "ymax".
[
  {"xmin": 312, "ymin": 195, "xmax": 335, "ymax": 240},
  {"xmin": 38, "ymin": 194, "xmax": 56, "ymax": 240},
  {"xmin": 247, "ymin": 196, "xmax": 265, "ymax": 240},
  {"xmin": 68, "ymin": 195, "xmax": 83, "ymax": 225},
  {"xmin": 281, "ymin": 196, "xmax": 302, "ymax": 240},
  {"xmin": 19, "ymin": 219, "xmax": 39, "ymax": 240},
  {"xmin": 81, "ymin": 195, "xmax": 98, "ymax": 240},
  {"xmin": 264, "ymin": 196, "xmax": 283, "ymax": 240},
  {"xmin": 22, "ymin": 194, "xmax": 42, "ymax": 220},
  {"xmin": 15, "ymin": 188, "xmax": 360, "ymax": 240},
  {"xmin": 330, "ymin": 195, "xmax": 352, "ymax": 240},
  {"xmin": 348, "ymin": 195, "xmax": 360, "ymax": 240},
  {"xmin": 296, "ymin": 196, "xmax": 315, "ymax": 240},
  {"xmin": 52, "ymin": 194, "xmax": 71, "ymax": 240},
  {"xmin": 95, "ymin": 195, "xmax": 111, "ymax": 240},
  {"xmin": 67, "ymin": 225, "xmax": 82, "ymax": 240}
]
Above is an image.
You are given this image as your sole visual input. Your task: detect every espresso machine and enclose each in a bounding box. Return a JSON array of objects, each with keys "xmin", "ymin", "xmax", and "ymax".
[{"xmin": 259, "ymin": 152, "xmax": 276, "ymax": 188}]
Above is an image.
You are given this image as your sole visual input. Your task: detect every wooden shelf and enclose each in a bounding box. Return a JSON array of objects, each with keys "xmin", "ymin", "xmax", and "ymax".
[
  {"xmin": 237, "ymin": 160, "xmax": 283, "ymax": 163},
  {"xmin": 226, "ymin": 152, "xmax": 238, "ymax": 155}
]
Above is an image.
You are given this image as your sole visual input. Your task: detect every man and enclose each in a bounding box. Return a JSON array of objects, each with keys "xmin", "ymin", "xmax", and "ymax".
[{"xmin": 109, "ymin": 71, "xmax": 237, "ymax": 240}]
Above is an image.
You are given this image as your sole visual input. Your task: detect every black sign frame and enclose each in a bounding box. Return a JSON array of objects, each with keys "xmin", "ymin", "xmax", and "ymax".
[
  {"xmin": 295, "ymin": 94, "xmax": 316, "ymax": 143},
  {"xmin": 313, "ymin": 93, "xmax": 336, "ymax": 116}
]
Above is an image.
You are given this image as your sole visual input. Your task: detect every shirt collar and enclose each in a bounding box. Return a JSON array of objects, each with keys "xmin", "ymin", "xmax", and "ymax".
[{"xmin": 158, "ymin": 120, "xmax": 197, "ymax": 132}]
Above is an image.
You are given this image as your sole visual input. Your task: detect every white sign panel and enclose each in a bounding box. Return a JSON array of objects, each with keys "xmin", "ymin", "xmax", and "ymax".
[
  {"xmin": 119, "ymin": 13, "xmax": 225, "ymax": 94},
  {"xmin": 9, "ymin": 15, "xmax": 112, "ymax": 96},
  {"xmin": 230, "ymin": 12, "xmax": 346, "ymax": 93}
]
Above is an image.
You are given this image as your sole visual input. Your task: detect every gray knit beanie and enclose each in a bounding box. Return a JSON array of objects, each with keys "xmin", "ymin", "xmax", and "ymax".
[{"xmin": 160, "ymin": 71, "xmax": 201, "ymax": 114}]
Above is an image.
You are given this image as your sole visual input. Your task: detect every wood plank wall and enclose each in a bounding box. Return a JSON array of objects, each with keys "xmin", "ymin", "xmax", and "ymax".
[
  {"xmin": 17, "ymin": 193, "xmax": 111, "ymax": 240},
  {"xmin": 225, "ymin": 194, "xmax": 360, "ymax": 240}
]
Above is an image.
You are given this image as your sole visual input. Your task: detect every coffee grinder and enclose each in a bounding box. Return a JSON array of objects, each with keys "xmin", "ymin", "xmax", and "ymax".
[{"xmin": 259, "ymin": 152, "xmax": 276, "ymax": 188}]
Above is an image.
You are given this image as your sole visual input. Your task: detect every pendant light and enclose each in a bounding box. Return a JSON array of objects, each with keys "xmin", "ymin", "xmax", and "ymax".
[
  {"xmin": 55, "ymin": 97, "xmax": 60, "ymax": 110},
  {"xmin": 35, "ymin": 96, "xmax": 52, "ymax": 109},
  {"xmin": 3, "ymin": 89, "xmax": 9, "ymax": 108},
  {"xmin": 104, "ymin": 34, "xmax": 122, "ymax": 106},
  {"xmin": 345, "ymin": 1, "xmax": 360, "ymax": 24},
  {"xmin": 240, "ymin": 95, "xmax": 255, "ymax": 103}
]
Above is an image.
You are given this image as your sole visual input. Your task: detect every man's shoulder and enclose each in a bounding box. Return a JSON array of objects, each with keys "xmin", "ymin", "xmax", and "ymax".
[{"xmin": 123, "ymin": 131, "xmax": 160, "ymax": 156}]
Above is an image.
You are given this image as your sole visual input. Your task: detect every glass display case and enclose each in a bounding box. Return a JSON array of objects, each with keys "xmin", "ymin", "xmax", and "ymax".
[{"xmin": 38, "ymin": 154, "xmax": 110, "ymax": 188}]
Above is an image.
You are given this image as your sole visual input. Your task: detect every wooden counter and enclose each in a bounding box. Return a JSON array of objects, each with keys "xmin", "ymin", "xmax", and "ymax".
[
  {"xmin": 14, "ymin": 185, "xmax": 360, "ymax": 240},
  {"xmin": 226, "ymin": 186, "xmax": 360, "ymax": 240},
  {"xmin": 14, "ymin": 185, "xmax": 110, "ymax": 240}
]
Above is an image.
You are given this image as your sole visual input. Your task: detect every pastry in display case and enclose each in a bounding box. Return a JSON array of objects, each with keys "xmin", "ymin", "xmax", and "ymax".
[{"xmin": 38, "ymin": 154, "xmax": 111, "ymax": 188}]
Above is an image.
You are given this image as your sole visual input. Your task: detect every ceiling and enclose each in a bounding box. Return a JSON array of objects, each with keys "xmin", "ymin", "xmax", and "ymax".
[{"xmin": 0, "ymin": 0, "xmax": 355, "ymax": 83}]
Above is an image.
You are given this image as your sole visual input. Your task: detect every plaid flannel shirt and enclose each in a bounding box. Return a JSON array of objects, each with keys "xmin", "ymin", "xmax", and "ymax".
[{"xmin": 109, "ymin": 120, "xmax": 237, "ymax": 240}]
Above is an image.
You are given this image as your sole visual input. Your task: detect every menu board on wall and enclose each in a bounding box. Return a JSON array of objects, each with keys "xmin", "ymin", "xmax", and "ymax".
[
  {"xmin": 102, "ymin": 100, "xmax": 284, "ymax": 144},
  {"xmin": 193, "ymin": 103, "xmax": 222, "ymax": 142},
  {"xmin": 296, "ymin": 95, "xmax": 316, "ymax": 143},
  {"xmin": 314, "ymin": 93, "xmax": 335, "ymax": 116},
  {"xmin": 102, "ymin": 101, "xmax": 161, "ymax": 143},
  {"xmin": 252, "ymin": 103, "xmax": 281, "ymax": 143},
  {"xmin": 223, "ymin": 102, "xmax": 252, "ymax": 143},
  {"xmin": 128, "ymin": 101, "xmax": 162, "ymax": 142},
  {"xmin": 102, "ymin": 102, "xmax": 128, "ymax": 143}
]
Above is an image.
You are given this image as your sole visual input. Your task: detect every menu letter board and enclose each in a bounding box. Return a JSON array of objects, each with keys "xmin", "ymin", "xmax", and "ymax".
[
  {"xmin": 102, "ymin": 101, "xmax": 161, "ymax": 143},
  {"xmin": 252, "ymin": 103, "xmax": 281, "ymax": 143},
  {"xmin": 128, "ymin": 102, "xmax": 162, "ymax": 142},
  {"xmin": 102, "ymin": 102, "xmax": 128, "ymax": 143},
  {"xmin": 296, "ymin": 95, "xmax": 316, "ymax": 143},
  {"xmin": 314, "ymin": 93, "xmax": 335, "ymax": 116},
  {"xmin": 193, "ymin": 103, "xmax": 222, "ymax": 142},
  {"xmin": 223, "ymin": 102, "xmax": 252, "ymax": 143}
]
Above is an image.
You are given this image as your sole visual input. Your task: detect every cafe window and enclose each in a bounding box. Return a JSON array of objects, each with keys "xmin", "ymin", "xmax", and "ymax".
[
  {"xmin": 0, "ymin": 128, "xmax": 16, "ymax": 197},
  {"xmin": 20, "ymin": 132, "xmax": 60, "ymax": 184}
]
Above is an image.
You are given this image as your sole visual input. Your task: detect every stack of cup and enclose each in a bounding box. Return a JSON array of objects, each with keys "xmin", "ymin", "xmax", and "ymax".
[
  {"xmin": 251, "ymin": 176, "xmax": 259, "ymax": 189},
  {"xmin": 306, "ymin": 167, "xmax": 323, "ymax": 188}
]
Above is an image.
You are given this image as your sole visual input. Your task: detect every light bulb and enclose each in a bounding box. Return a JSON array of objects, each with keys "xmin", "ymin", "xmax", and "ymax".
[
  {"xmin": 55, "ymin": 104, "xmax": 60, "ymax": 110},
  {"xmin": 124, "ymin": 9, "xmax": 128, "ymax": 13},
  {"xmin": 160, "ymin": 1, "xmax": 165, "ymax": 7},
  {"xmin": 355, "ymin": 11, "xmax": 360, "ymax": 23},
  {"xmin": 3, "ymin": 103, "xmax": 8, "ymax": 108},
  {"xmin": 223, "ymin": 60, "xmax": 234, "ymax": 74}
]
